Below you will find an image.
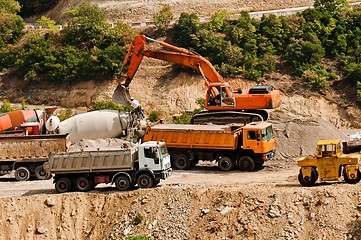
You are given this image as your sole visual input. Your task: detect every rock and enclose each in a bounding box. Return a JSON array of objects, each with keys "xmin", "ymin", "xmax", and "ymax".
[
  {"xmin": 36, "ymin": 225, "xmax": 47, "ymax": 234},
  {"xmin": 268, "ymin": 205, "xmax": 281, "ymax": 218},
  {"xmin": 200, "ymin": 208, "xmax": 210, "ymax": 217},
  {"xmin": 45, "ymin": 197, "xmax": 55, "ymax": 207}
]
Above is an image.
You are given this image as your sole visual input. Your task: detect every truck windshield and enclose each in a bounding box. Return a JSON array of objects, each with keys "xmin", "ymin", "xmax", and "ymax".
[
  {"xmin": 158, "ymin": 146, "xmax": 169, "ymax": 158},
  {"xmin": 261, "ymin": 125, "xmax": 274, "ymax": 141}
]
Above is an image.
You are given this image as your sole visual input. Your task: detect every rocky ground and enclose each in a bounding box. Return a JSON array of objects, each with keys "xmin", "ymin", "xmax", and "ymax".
[{"xmin": 2, "ymin": 1, "xmax": 361, "ymax": 239}]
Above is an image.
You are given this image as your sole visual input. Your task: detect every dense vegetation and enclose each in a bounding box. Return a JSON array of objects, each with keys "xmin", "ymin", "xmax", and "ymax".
[
  {"xmin": 0, "ymin": 0, "xmax": 361, "ymax": 101},
  {"xmin": 171, "ymin": 0, "xmax": 361, "ymax": 96},
  {"xmin": 0, "ymin": 2, "xmax": 137, "ymax": 83}
]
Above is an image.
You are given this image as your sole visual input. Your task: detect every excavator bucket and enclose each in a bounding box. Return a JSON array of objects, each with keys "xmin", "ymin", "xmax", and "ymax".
[{"xmin": 112, "ymin": 85, "xmax": 132, "ymax": 105}]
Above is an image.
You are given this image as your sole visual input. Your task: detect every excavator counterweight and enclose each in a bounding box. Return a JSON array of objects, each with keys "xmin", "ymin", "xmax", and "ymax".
[{"xmin": 113, "ymin": 35, "xmax": 281, "ymax": 125}]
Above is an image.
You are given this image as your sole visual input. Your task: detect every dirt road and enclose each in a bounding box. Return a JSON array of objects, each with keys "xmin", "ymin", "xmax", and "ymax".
[{"xmin": 0, "ymin": 162, "xmax": 297, "ymax": 198}]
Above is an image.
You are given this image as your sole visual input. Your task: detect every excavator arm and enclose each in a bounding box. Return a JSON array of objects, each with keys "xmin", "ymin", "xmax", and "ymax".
[
  {"xmin": 120, "ymin": 35, "xmax": 224, "ymax": 88},
  {"xmin": 113, "ymin": 35, "xmax": 229, "ymax": 104}
]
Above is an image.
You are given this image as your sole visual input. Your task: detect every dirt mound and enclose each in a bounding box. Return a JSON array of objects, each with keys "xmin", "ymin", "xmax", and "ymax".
[
  {"xmin": 1, "ymin": 184, "xmax": 361, "ymax": 240},
  {"xmin": 270, "ymin": 111, "xmax": 351, "ymax": 160}
]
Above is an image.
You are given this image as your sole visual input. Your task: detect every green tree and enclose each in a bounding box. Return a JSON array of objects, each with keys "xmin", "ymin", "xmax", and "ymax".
[
  {"xmin": 61, "ymin": 3, "xmax": 109, "ymax": 49},
  {"xmin": 153, "ymin": 4, "xmax": 173, "ymax": 36},
  {"xmin": 0, "ymin": 0, "xmax": 21, "ymax": 14},
  {"xmin": 258, "ymin": 14, "xmax": 291, "ymax": 54},
  {"xmin": 173, "ymin": 12, "xmax": 201, "ymax": 49},
  {"xmin": 0, "ymin": 0, "xmax": 24, "ymax": 49},
  {"xmin": 314, "ymin": 0, "xmax": 348, "ymax": 15},
  {"xmin": 208, "ymin": 10, "xmax": 228, "ymax": 32},
  {"xmin": 285, "ymin": 37, "xmax": 325, "ymax": 69}
]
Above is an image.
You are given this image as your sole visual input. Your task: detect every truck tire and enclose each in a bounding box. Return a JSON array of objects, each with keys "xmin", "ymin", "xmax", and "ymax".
[
  {"xmin": 34, "ymin": 165, "xmax": 51, "ymax": 180},
  {"xmin": 298, "ymin": 168, "xmax": 318, "ymax": 187},
  {"xmin": 238, "ymin": 156, "xmax": 256, "ymax": 171},
  {"xmin": 173, "ymin": 154, "xmax": 190, "ymax": 170},
  {"xmin": 15, "ymin": 166, "xmax": 31, "ymax": 181},
  {"xmin": 137, "ymin": 174, "xmax": 154, "ymax": 188},
  {"xmin": 218, "ymin": 156, "xmax": 235, "ymax": 171},
  {"xmin": 74, "ymin": 176, "xmax": 93, "ymax": 192},
  {"xmin": 55, "ymin": 177, "xmax": 72, "ymax": 193},
  {"xmin": 114, "ymin": 175, "xmax": 132, "ymax": 191},
  {"xmin": 344, "ymin": 169, "xmax": 361, "ymax": 184}
]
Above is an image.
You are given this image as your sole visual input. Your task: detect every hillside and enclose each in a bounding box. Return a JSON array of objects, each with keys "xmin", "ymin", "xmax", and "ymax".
[{"xmin": 1, "ymin": 1, "xmax": 361, "ymax": 240}]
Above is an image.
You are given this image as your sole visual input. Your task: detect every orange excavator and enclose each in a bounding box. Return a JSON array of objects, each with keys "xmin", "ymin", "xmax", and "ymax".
[{"xmin": 113, "ymin": 35, "xmax": 281, "ymax": 124}]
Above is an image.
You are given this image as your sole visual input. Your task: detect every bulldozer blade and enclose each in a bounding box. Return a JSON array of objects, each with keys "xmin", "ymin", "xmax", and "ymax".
[{"xmin": 112, "ymin": 85, "xmax": 131, "ymax": 105}]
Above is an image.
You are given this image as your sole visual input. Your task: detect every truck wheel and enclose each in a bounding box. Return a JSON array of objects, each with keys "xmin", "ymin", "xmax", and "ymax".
[
  {"xmin": 114, "ymin": 175, "xmax": 132, "ymax": 191},
  {"xmin": 173, "ymin": 154, "xmax": 190, "ymax": 170},
  {"xmin": 55, "ymin": 177, "xmax": 72, "ymax": 193},
  {"xmin": 218, "ymin": 156, "xmax": 235, "ymax": 171},
  {"xmin": 74, "ymin": 176, "xmax": 92, "ymax": 192},
  {"xmin": 34, "ymin": 165, "xmax": 51, "ymax": 180},
  {"xmin": 137, "ymin": 174, "xmax": 154, "ymax": 188},
  {"xmin": 15, "ymin": 166, "xmax": 31, "ymax": 181},
  {"xmin": 298, "ymin": 169, "xmax": 318, "ymax": 187},
  {"xmin": 344, "ymin": 169, "xmax": 361, "ymax": 184},
  {"xmin": 238, "ymin": 156, "xmax": 255, "ymax": 171}
]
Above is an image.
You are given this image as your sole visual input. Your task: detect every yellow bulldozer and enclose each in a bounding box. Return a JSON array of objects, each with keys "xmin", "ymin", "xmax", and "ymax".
[{"xmin": 297, "ymin": 139, "xmax": 361, "ymax": 186}]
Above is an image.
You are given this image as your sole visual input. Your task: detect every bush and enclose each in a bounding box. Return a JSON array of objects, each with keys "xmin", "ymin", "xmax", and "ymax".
[
  {"xmin": 343, "ymin": 62, "xmax": 361, "ymax": 84},
  {"xmin": 125, "ymin": 236, "xmax": 153, "ymax": 240},
  {"xmin": 147, "ymin": 110, "xmax": 160, "ymax": 122},
  {"xmin": 132, "ymin": 213, "xmax": 144, "ymax": 225},
  {"xmin": 0, "ymin": 100, "xmax": 14, "ymax": 113},
  {"xmin": 301, "ymin": 68, "xmax": 330, "ymax": 93},
  {"xmin": 89, "ymin": 101, "xmax": 129, "ymax": 111},
  {"xmin": 57, "ymin": 108, "xmax": 73, "ymax": 121},
  {"xmin": 153, "ymin": 4, "xmax": 173, "ymax": 36}
]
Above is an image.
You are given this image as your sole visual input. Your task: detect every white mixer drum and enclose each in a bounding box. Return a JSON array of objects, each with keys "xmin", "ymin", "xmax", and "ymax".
[{"xmin": 58, "ymin": 110, "xmax": 130, "ymax": 144}]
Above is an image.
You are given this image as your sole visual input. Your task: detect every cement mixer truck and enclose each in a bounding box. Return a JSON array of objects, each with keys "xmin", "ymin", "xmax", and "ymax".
[{"xmin": 46, "ymin": 109, "xmax": 144, "ymax": 144}]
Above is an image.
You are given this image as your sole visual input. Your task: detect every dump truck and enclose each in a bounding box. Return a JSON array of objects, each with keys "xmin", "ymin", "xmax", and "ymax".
[
  {"xmin": 43, "ymin": 141, "xmax": 172, "ymax": 193},
  {"xmin": 142, "ymin": 121, "xmax": 276, "ymax": 171},
  {"xmin": 297, "ymin": 139, "xmax": 361, "ymax": 186},
  {"xmin": 0, "ymin": 134, "xmax": 68, "ymax": 181}
]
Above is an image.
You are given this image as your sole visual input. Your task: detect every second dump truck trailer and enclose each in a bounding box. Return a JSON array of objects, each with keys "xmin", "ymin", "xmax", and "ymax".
[
  {"xmin": 143, "ymin": 121, "xmax": 276, "ymax": 171},
  {"xmin": 43, "ymin": 141, "xmax": 172, "ymax": 193},
  {"xmin": 0, "ymin": 134, "xmax": 68, "ymax": 181}
]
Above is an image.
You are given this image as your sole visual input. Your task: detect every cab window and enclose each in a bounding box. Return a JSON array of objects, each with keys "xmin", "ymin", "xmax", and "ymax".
[{"xmin": 247, "ymin": 131, "xmax": 257, "ymax": 140}]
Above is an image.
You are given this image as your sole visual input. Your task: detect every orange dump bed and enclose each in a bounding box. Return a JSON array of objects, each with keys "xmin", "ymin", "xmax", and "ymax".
[{"xmin": 143, "ymin": 124, "xmax": 242, "ymax": 150}]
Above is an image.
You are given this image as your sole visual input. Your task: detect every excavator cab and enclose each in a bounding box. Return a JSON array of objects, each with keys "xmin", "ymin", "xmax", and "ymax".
[
  {"xmin": 112, "ymin": 85, "xmax": 132, "ymax": 105},
  {"xmin": 207, "ymin": 84, "xmax": 235, "ymax": 107}
]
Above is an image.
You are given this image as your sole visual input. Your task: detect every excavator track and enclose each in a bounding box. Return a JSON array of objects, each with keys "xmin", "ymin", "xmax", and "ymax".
[{"xmin": 190, "ymin": 110, "xmax": 269, "ymax": 125}]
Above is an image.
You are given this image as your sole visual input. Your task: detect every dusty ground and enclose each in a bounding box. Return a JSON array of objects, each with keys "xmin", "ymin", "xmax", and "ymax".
[{"xmin": 2, "ymin": 1, "xmax": 361, "ymax": 239}]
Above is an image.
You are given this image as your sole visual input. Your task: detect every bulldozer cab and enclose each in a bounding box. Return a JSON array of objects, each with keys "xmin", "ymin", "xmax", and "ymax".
[{"xmin": 316, "ymin": 140, "xmax": 342, "ymax": 158}]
